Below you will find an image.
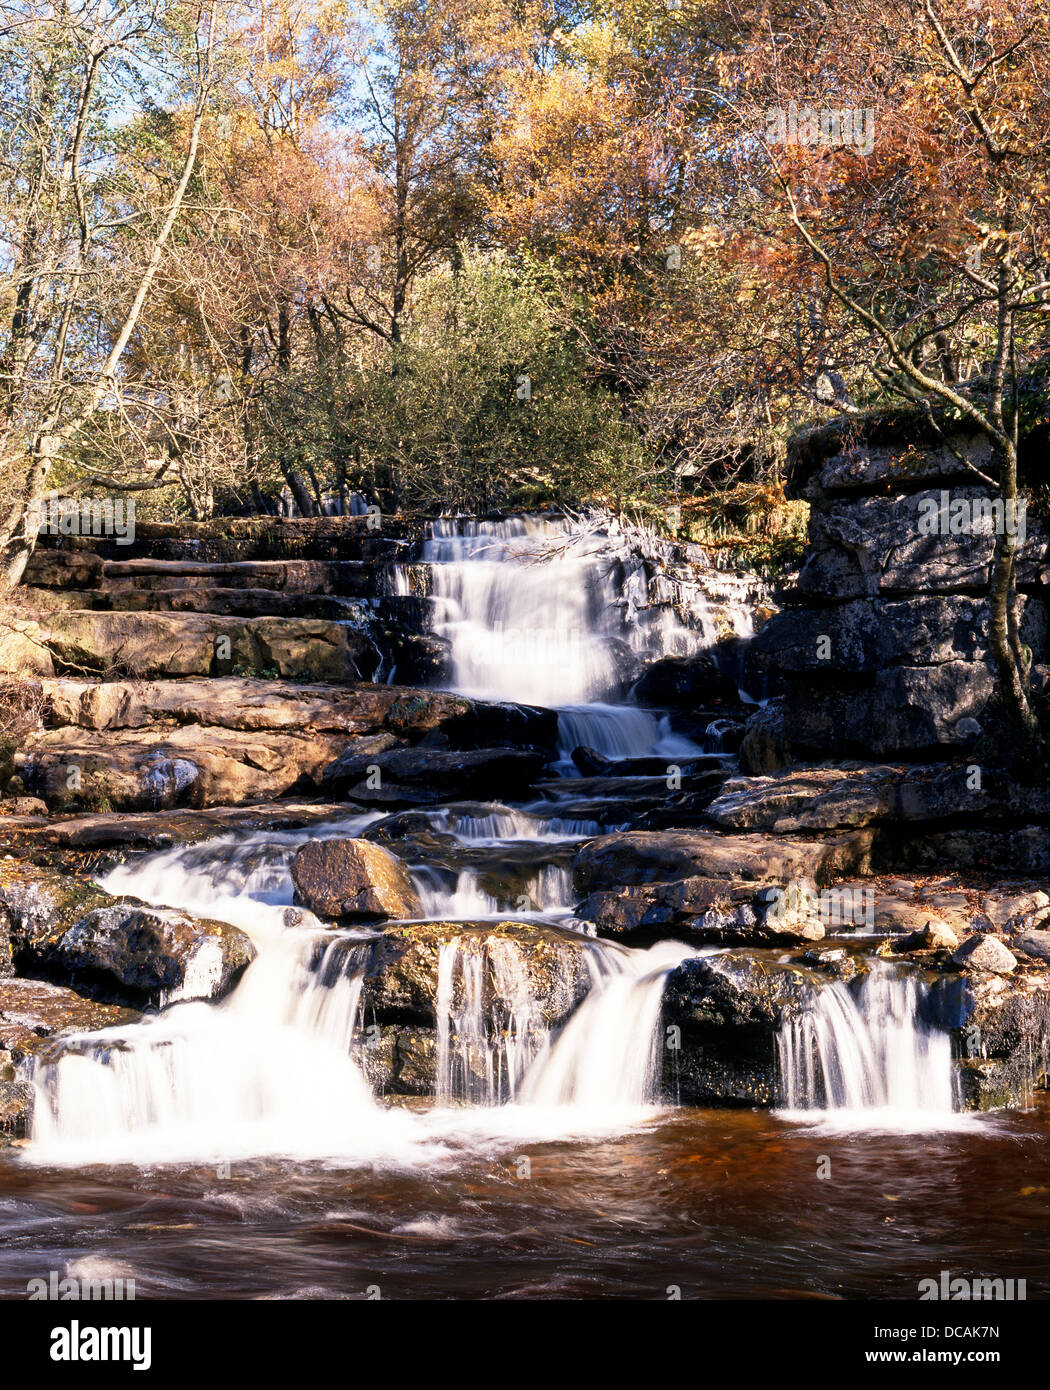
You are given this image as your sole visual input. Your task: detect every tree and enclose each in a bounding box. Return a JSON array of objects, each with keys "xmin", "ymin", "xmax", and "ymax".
[
  {"xmin": 0, "ymin": 0, "xmax": 224, "ymax": 588},
  {"xmin": 717, "ymin": 0, "xmax": 1050, "ymax": 758}
]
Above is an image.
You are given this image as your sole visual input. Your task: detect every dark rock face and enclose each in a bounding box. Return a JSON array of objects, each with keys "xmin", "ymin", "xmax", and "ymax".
[
  {"xmin": 662, "ymin": 952, "xmax": 815, "ymax": 1106},
  {"xmin": 742, "ymin": 417, "xmax": 1050, "ymax": 763},
  {"xmin": 926, "ymin": 971, "xmax": 1050, "ymax": 1110},
  {"xmin": 630, "ymin": 654, "xmax": 739, "ymax": 709},
  {"xmin": 290, "ymin": 838, "xmax": 421, "ymax": 922},
  {"xmin": 321, "ymin": 746, "xmax": 548, "ymax": 804}
]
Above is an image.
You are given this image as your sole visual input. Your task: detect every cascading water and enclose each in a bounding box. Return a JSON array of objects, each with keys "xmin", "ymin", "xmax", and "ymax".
[
  {"xmin": 520, "ymin": 941, "xmax": 697, "ymax": 1111},
  {"xmin": 777, "ymin": 963, "xmax": 959, "ymax": 1126},
  {"xmin": 25, "ymin": 826, "xmax": 433, "ymax": 1166},
  {"xmin": 419, "ymin": 517, "xmax": 718, "ymax": 760},
  {"xmin": 23, "ymin": 814, "xmax": 691, "ymax": 1164}
]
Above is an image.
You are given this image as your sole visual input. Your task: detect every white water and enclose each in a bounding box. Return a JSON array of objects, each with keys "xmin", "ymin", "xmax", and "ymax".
[
  {"xmin": 19, "ymin": 510, "xmax": 960, "ymax": 1166},
  {"xmin": 421, "ymin": 516, "xmax": 710, "ymax": 701},
  {"xmin": 777, "ymin": 964, "xmax": 962, "ymax": 1130},
  {"xmin": 24, "ymin": 825, "xmax": 689, "ymax": 1164}
]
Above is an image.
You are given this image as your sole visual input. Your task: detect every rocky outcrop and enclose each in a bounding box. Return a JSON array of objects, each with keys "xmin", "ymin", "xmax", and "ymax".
[
  {"xmin": 629, "ymin": 654, "xmax": 739, "ymax": 709},
  {"xmin": 662, "ymin": 951, "xmax": 820, "ymax": 1106},
  {"xmin": 927, "ymin": 970, "xmax": 1050, "ymax": 1110},
  {"xmin": 741, "ymin": 415, "xmax": 1050, "ymax": 764},
  {"xmin": 5, "ymin": 677, "xmax": 557, "ymax": 813},
  {"xmin": 291, "ymin": 838, "xmax": 421, "ymax": 922},
  {"xmin": 0, "ymin": 976, "xmax": 140, "ymax": 1063},
  {"xmin": 327, "ymin": 920, "xmax": 593, "ymax": 1095},
  {"xmin": 321, "ymin": 745, "xmax": 548, "ymax": 805},
  {"xmin": 573, "ymin": 828, "xmax": 874, "ymax": 896},
  {"xmin": 0, "ymin": 863, "xmax": 254, "ymax": 1008},
  {"xmin": 24, "ymin": 903, "xmax": 255, "ymax": 1009}
]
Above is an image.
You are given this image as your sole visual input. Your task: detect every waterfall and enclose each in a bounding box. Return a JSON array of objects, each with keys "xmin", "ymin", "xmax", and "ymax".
[
  {"xmin": 519, "ymin": 942, "xmax": 696, "ymax": 1111},
  {"xmin": 25, "ymin": 831, "xmax": 433, "ymax": 1166},
  {"xmin": 777, "ymin": 963, "xmax": 958, "ymax": 1124},
  {"xmin": 434, "ymin": 936, "xmax": 555, "ymax": 1105},
  {"xmin": 23, "ymin": 828, "xmax": 692, "ymax": 1164},
  {"xmin": 421, "ymin": 516, "xmax": 709, "ymax": 708},
  {"xmin": 431, "ymin": 935, "xmax": 697, "ymax": 1112}
]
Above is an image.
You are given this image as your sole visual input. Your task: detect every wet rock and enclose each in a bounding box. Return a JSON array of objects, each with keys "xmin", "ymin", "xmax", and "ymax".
[
  {"xmin": 357, "ymin": 1025, "xmax": 437, "ymax": 1096},
  {"xmin": 573, "ymin": 829, "xmax": 874, "ymax": 895},
  {"xmin": 349, "ymin": 921, "xmax": 592, "ymax": 1029},
  {"xmin": 0, "ymin": 1080, "xmax": 34, "ymax": 1138},
  {"xmin": 291, "ymin": 838, "xmax": 421, "ymax": 922},
  {"xmin": 662, "ymin": 951, "xmax": 814, "ymax": 1106},
  {"xmin": 321, "ymin": 746, "xmax": 548, "ymax": 805},
  {"xmin": 570, "ymin": 747, "xmax": 725, "ymax": 779},
  {"xmin": 738, "ymin": 701, "xmax": 795, "ymax": 775},
  {"xmin": 926, "ymin": 971, "xmax": 1050, "ymax": 1110},
  {"xmin": 630, "ymin": 654, "xmax": 739, "ymax": 709},
  {"xmin": 951, "ymin": 933, "xmax": 1018, "ymax": 974},
  {"xmin": 28, "ymin": 903, "xmax": 256, "ymax": 1008},
  {"xmin": 0, "ymin": 976, "xmax": 140, "ymax": 1062},
  {"xmin": 0, "ymin": 798, "xmax": 374, "ymax": 856},
  {"xmin": 361, "ymin": 811, "xmax": 438, "ymax": 843}
]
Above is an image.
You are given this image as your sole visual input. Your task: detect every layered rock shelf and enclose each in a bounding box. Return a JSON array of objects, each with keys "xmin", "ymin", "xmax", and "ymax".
[{"xmin": 1, "ymin": 491, "xmax": 1049, "ymax": 1141}]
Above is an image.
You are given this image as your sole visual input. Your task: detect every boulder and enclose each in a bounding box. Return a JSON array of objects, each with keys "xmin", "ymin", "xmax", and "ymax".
[
  {"xmin": 892, "ymin": 918, "xmax": 961, "ymax": 953},
  {"xmin": 951, "ymin": 933, "xmax": 1018, "ymax": 974},
  {"xmin": 1015, "ymin": 930, "xmax": 1050, "ymax": 963},
  {"xmin": 572, "ymin": 828, "xmax": 874, "ymax": 895},
  {"xmin": 321, "ymin": 746, "xmax": 548, "ymax": 804},
  {"xmin": 291, "ymin": 838, "xmax": 421, "ymax": 922},
  {"xmin": 927, "ymin": 970, "xmax": 1050, "ymax": 1109},
  {"xmin": 577, "ymin": 875, "xmax": 826, "ymax": 945},
  {"xmin": 630, "ymin": 654, "xmax": 739, "ymax": 709},
  {"xmin": 348, "ymin": 921, "xmax": 592, "ymax": 1030},
  {"xmin": 29, "ymin": 903, "xmax": 256, "ymax": 1008},
  {"xmin": 662, "ymin": 950, "xmax": 816, "ymax": 1106}
]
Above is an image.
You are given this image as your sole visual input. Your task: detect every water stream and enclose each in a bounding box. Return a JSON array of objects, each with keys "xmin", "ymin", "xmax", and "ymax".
[{"xmin": 13, "ymin": 514, "xmax": 967, "ymax": 1237}]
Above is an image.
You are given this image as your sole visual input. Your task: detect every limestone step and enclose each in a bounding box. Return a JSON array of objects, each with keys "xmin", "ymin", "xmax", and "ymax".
[{"xmin": 0, "ymin": 609, "xmax": 381, "ymax": 681}]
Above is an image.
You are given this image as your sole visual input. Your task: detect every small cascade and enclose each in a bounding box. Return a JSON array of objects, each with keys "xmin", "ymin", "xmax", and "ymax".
[
  {"xmin": 421, "ymin": 516, "xmax": 714, "ymax": 708},
  {"xmin": 520, "ymin": 942, "xmax": 697, "ymax": 1111},
  {"xmin": 410, "ymin": 865, "xmax": 574, "ymax": 920},
  {"xmin": 777, "ymin": 964, "xmax": 958, "ymax": 1123},
  {"xmin": 434, "ymin": 936, "xmax": 553, "ymax": 1105},
  {"xmin": 432, "ymin": 935, "xmax": 695, "ymax": 1111},
  {"xmin": 428, "ymin": 806, "xmax": 601, "ymax": 843},
  {"xmin": 555, "ymin": 705, "xmax": 700, "ymax": 767}
]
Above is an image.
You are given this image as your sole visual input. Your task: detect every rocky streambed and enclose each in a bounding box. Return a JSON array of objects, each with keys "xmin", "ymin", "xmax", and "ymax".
[{"xmin": 0, "ymin": 488, "xmax": 1048, "ymax": 1298}]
